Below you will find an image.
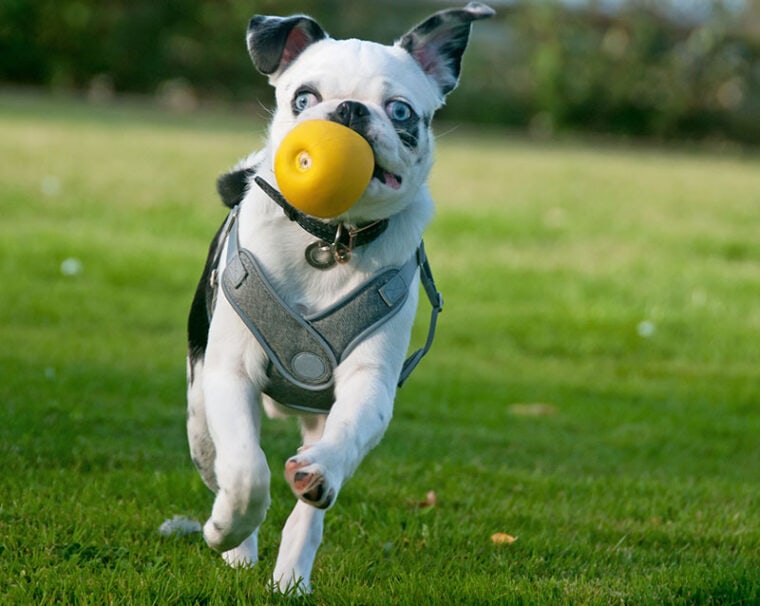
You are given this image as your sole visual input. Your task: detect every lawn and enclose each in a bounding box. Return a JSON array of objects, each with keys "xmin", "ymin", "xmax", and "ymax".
[{"xmin": 1, "ymin": 91, "xmax": 759, "ymax": 605}]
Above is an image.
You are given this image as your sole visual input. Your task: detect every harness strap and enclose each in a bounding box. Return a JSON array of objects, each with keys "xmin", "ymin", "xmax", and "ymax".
[
  {"xmin": 223, "ymin": 235, "xmax": 338, "ymax": 395},
  {"xmin": 204, "ymin": 205, "xmax": 241, "ymax": 320},
  {"xmin": 218, "ymin": 207, "xmax": 442, "ymax": 412},
  {"xmin": 398, "ymin": 243, "xmax": 443, "ymax": 387}
]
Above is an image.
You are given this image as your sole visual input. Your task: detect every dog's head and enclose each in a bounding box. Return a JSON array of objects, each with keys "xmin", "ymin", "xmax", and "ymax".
[{"xmin": 245, "ymin": 3, "xmax": 494, "ymax": 221}]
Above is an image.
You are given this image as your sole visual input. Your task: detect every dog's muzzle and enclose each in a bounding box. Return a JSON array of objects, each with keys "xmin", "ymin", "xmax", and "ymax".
[
  {"xmin": 330, "ymin": 100, "xmax": 371, "ymax": 133},
  {"xmin": 329, "ymin": 101, "xmax": 403, "ymax": 191}
]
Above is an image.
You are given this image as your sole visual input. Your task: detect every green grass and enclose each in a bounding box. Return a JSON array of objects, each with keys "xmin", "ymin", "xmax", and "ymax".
[{"xmin": 1, "ymin": 91, "xmax": 759, "ymax": 605}]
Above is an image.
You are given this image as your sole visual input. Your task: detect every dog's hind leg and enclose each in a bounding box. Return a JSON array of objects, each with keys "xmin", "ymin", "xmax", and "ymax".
[
  {"xmin": 201, "ymin": 363, "xmax": 271, "ymax": 554},
  {"xmin": 222, "ymin": 528, "xmax": 259, "ymax": 568},
  {"xmin": 186, "ymin": 228, "xmax": 223, "ymax": 492},
  {"xmin": 188, "ymin": 358, "xmax": 263, "ymax": 566},
  {"xmin": 187, "ymin": 358, "xmax": 218, "ymax": 492}
]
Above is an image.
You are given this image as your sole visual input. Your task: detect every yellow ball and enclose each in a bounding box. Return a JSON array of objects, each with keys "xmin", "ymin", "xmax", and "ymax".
[{"xmin": 274, "ymin": 120, "xmax": 374, "ymax": 219}]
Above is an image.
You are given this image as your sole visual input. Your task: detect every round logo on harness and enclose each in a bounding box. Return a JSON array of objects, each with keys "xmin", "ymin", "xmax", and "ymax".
[{"xmin": 292, "ymin": 352, "xmax": 328, "ymax": 382}]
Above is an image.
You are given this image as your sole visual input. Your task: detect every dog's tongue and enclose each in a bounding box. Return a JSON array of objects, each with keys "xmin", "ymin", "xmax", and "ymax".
[
  {"xmin": 384, "ymin": 171, "xmax": 402, "ymax": 190},
  {"xmin": 374, "ymin": 167, "xmax": 402, "ymax": 190},
  {"xmin": 372, "ymin": 164, "xmax": 403, "ymax": 190}
]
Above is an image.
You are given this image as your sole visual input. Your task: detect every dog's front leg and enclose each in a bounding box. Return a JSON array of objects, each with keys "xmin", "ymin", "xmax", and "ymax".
[
  {"xmin": 281, "ymin": 292, "xmax": 418, "ymax": 511},
  {"xmin": 273, "ymin": 366, "xmax": 395, "ymax": 592},
  {"xmin": 201, "ymin": 366, "xmax": 271, "ymax": 554},
  {"xmin": 272, "ymin": 500, "xmax": 325, "ymax": 594},
  {"xmin": 284, "ymin": 365, "xmax": 397, "ymax": 509},
  {"xmin": 272, "ymin": 414, "xmax": 326, "ymax": 593}
]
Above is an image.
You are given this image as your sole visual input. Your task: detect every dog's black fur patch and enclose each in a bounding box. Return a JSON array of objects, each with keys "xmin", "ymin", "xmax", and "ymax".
[
  {"xmin": 188, "ymin": 166, "xmax": 259, "ymax": 375},
  {"xmin": 397, "ymin": 124, "xmax": 419, "ymax": 149},
  {"xmin": 247, "ymin": 15, "xmax": 327, "ymax": 76},
  {"xmin": 217, "ymin": 168, "xmax": 255, "ymax": 209},
  {"xmin": 187, "ymin": 218, "xmax": 228, "ymax": 377},
  {"xmin": 398, "ymin": 4, "xmax": 494, "ymax": 96}
]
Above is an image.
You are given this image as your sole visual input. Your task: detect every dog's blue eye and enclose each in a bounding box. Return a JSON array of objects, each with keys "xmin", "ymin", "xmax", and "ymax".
[
  {"xmin": 292, "ymin": 90, "xmax": 319, "ymax": 114},
  {"xmin": 386, "ymin": 100, "xmax": 414, "ymax": 122}
]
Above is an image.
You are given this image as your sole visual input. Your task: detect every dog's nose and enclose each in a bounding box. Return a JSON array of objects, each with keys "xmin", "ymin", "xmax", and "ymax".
[{"xmin": 332, "ymin": 101, "xmax": 370, "ymax": 130}]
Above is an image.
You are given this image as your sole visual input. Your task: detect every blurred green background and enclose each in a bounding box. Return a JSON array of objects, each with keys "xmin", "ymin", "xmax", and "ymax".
[
  {"xmin": 2, "ymin": 3, "xmax": 759, "ymax": 601},
  {"xmin": 1, "ymin": 0, "xmax": 758, "ymax": 143}
]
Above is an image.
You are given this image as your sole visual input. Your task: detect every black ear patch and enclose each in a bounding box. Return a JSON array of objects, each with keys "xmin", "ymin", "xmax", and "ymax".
[
  {"xmin": 216, "ymin": 168, "xmax": 255, "ymax": 208},
  {"xmin": 397, "ymin": 2, "xmax": 494, "ymax": 96},
  {"xmin": 247, "ymin": 15, "xmax": 327, "ymax": 77}
]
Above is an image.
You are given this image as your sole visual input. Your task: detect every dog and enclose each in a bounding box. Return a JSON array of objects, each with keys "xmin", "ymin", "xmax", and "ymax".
[{"xmin": 185, "ymin": 3, "xmax": 493, "ymax": 593}]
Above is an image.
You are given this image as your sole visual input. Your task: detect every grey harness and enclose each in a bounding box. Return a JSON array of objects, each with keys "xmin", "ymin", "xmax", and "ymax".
[{"xmin": 214, "ymin": 208, "xmax": 442, "ymax": 414}]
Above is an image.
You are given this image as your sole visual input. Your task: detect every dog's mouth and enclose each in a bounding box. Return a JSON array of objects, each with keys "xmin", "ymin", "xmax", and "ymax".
[{"xmin": 372, "ymin": 165, "xmax": 403, "ymax": 190}]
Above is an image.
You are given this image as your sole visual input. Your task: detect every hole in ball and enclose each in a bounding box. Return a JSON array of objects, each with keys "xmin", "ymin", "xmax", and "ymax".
[{"xmin": 297, "ymin": 151, "xmax": 312, "ymax": 171}]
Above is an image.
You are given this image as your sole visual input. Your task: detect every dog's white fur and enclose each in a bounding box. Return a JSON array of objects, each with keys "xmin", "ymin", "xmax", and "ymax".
[{"xmin": 185, "ymin": 4, "xmax": 493, "ymax": 593}]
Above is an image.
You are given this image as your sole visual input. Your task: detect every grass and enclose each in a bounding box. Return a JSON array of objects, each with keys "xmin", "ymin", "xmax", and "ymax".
[{"xmin": 1, "ymin": 90, "xmax": 759, "ymax": 605}]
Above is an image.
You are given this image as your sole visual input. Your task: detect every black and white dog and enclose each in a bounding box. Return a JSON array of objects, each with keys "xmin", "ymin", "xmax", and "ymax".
[{"xmin": 186, "ymin": 3, "xmax": 493, "ymax": 593}]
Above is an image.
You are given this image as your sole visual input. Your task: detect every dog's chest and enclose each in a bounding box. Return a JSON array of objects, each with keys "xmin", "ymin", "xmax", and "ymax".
[{"xmin": 219, "ymin": 216, "xmax": 420, "ymax": 413}]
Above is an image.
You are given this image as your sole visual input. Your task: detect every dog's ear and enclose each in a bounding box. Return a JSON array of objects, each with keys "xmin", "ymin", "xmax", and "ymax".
[
  {"xmin": 247, "ymin": 15, "xmax": 327, "ymax": 80},
  {"xmin": 396, "ymin": 2, "xmax": 494, "ymax": 97}
]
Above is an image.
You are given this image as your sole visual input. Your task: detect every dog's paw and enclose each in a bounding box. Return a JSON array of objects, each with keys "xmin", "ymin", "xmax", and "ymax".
[
  {"xmin": 202, "ymin": 471, "xmax": 270, "ymax": 553},
  {"xmin": 222, "ymin": 531, "xmax": 258, "ymax": 568},
  {"xmin": 270, "ymin": 576, "xmax": 312, "ymax": 596},
  {"xmin": 285, "ymin": 455, "xmax": 336, "ymax": 509},
  {"xmin": 203, "ymin": 517, "xmax": 255, "ymax": 553}
]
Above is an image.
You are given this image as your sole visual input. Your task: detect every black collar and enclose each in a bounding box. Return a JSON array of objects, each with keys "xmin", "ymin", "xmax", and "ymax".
[{"xmin": 254, "ymin": 176, "xmax": 388, "ymax": 261}]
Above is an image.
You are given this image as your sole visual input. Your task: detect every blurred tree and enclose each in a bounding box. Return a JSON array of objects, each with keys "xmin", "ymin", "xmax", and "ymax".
[
  {"xmin": 448, "ymin": 0, "xmax": 759, "ymax": 142},
  {"xmin": 0, "ymin": 0, "xmax": 757, "ymax": 143}
]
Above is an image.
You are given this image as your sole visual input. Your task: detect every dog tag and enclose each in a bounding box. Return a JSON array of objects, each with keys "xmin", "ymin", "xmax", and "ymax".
[{"xmin": 305, "ymin": 241, "xmax": 336, "ymax": 270}]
